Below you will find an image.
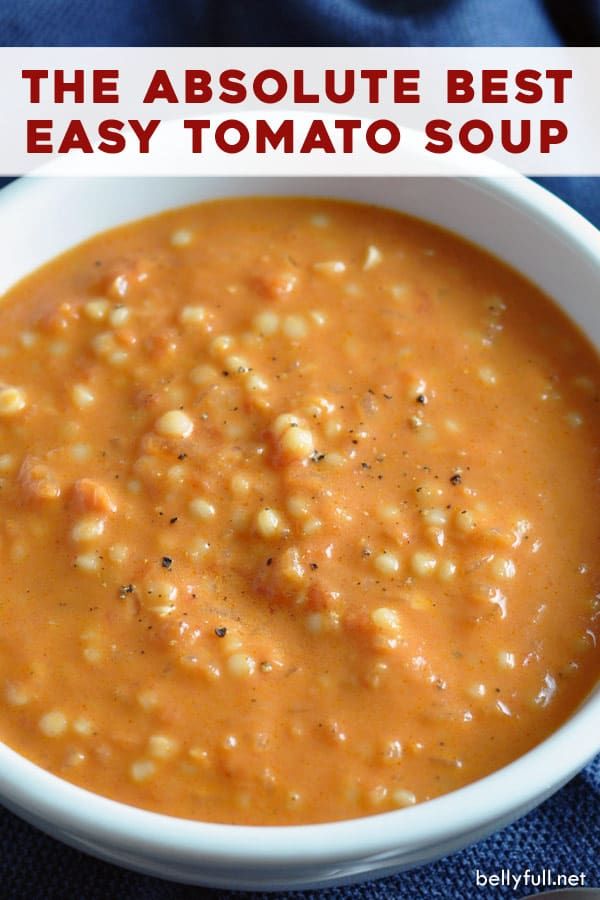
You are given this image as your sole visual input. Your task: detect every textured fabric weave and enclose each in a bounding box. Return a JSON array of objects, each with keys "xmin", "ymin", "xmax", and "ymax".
[
  {"xmin": 0, "ymin": 1, "xmax": 598, "ymax": 897},
  {"xmin": 1, "ymin": 0, "xmax": 600, "ymax": 46}
]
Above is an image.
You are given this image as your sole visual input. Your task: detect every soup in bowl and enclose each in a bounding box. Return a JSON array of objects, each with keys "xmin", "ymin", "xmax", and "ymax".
[{"xmin": 0, "ymin": 175, "xmax": 597, "ymax": 889}]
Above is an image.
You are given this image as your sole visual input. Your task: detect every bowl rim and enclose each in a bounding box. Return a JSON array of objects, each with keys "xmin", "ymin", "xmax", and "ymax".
[{"xmin": 0, "ymin": 172, "xmax": 598, "ymax": 870}]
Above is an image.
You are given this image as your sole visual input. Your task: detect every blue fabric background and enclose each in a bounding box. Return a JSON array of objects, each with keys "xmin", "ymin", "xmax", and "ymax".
[{"xmin": 0, "ymin": 2, "xmax": 598, "ymax": 897}]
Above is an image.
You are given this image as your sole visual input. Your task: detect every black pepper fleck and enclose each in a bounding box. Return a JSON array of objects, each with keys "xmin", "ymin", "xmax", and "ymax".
[
  {"xmin": 215, "ymin": 626, "xmax": 227, "ymax": 638},
  {"xmin": 161, "ymin": 556, "xmax": 173, "ymax": 570}
]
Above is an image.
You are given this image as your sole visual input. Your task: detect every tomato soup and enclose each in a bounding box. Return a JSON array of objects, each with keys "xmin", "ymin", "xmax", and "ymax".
[{"xmin": 0, "ymin": 197, "xmax": 597, "ymax": 825}]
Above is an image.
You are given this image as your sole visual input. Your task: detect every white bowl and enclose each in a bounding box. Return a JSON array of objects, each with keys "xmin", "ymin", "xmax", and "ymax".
[{"xmin": 0, "ymin": 175, "xmax": 599, "ymax": 890}]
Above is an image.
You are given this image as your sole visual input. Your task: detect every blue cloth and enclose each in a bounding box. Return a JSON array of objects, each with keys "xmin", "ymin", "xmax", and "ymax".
[
  {"xmin": 1, "ymin": 0, "xmax": 599, "ymax": 46},
  {"xmin": 0, "ymin": 2, "xmax": 599, "ymax": 898}
]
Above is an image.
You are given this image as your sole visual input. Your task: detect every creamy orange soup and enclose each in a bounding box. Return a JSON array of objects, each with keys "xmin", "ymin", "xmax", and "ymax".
[{"xmin": 0, "ymin": 197, "xmax": 598, "ymax": 825}]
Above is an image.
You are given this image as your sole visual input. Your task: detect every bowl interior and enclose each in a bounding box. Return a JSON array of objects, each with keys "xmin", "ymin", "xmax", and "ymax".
[{"xmin": 2, "ymin": 176, "xmax": 599, "ymax": 347}]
